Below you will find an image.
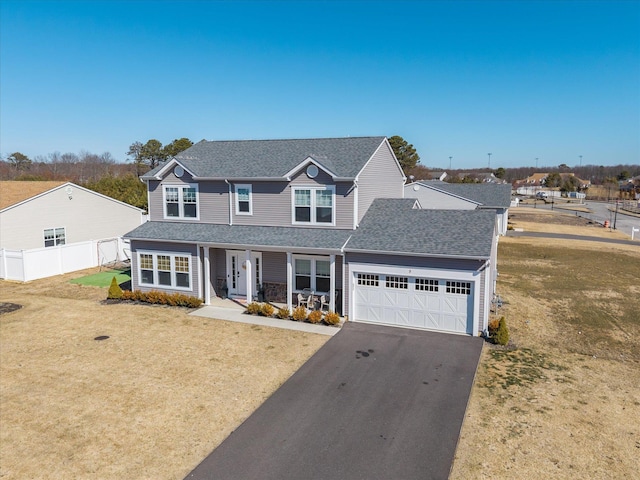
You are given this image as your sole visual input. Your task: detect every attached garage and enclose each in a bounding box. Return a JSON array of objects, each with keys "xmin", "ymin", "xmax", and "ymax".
[
  {"xmin": 350, "ymin": 265, "xmax": 477, "ymax": 335},
  {"xmin": 343, "ymin": 199, "xmax": 497, "ymax": 337}
]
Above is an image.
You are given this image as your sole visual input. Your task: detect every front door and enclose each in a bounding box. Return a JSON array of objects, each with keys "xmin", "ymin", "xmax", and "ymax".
[{"xmin": 226, "ymin": 251, "xmax": 262, "ymax": 297}]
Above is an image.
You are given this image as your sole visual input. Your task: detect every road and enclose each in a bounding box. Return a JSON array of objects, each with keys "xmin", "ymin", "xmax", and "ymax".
[{"xmin": 530, "ymin": 200, "xmax": 640, "ymax": 239}]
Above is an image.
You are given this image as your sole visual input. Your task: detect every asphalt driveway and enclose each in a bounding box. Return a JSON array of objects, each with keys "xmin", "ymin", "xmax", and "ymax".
[{"xmin": 186, "ymin": 322, "xmax": 484, "ymax": 480}]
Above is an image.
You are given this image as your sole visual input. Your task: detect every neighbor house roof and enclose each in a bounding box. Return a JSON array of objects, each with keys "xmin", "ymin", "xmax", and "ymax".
[
  {"xmin": 124, "ymin": 222, "xmax": 352, "ymax": 252},
  {"xmin": 406, "ymin": 181, "xmax": 512, "ymax": 208},
  {"xmin": 344, "ymin": 198, "xmax": 495, "ymax": 259},
  {"xmin": 0, "ymin": 181, "xmax": 66, "ymax": 210},
  {"xmin": 142, "ymin": 136, "xmax": 390, "ymax": 180}
]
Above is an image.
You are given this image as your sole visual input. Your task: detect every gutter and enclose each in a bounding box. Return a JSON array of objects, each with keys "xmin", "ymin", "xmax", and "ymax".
[{"xmin": 342, "ymin": 247, "xmax": 490, "ymax": 261}]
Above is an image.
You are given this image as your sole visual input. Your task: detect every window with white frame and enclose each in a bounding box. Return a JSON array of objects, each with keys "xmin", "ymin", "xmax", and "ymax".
[
  {"xmin": 294, "ymin": 256, "xmax": 331, "ymax": 292},
  {"xmin": 357, "ymin": 273, "xmax": 379, "ymax": 286},
  {"xmin": 385, "ymin": 276, "xmax": 408, "ymax": 289},
  {"xmin": 138, "ymin": 252, "xmax": 192, "ymax": 289},
  {"xmin": 292, "ymin": 186, "xmax": 334, "ymax": 225},
  {"xmin": 415, "ymin": 278, "xmax": 439, "ymax": 292},
  {"xmin": 235, "ymin": 184, "xmax": 252, "ymax": 215},
  {"xmin": 164, "ymin": 185, "xmax": 198, "ymax": 219},
  {"xmin": 44, "ymin": 227, "xmax": 65, "ymax": 247},
  {"xmin": 446, "ymin": 281, "xmax": 471, "ymax": 295}
]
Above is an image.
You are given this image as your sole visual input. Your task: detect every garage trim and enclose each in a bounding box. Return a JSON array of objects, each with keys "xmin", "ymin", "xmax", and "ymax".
[{"xmin": 348, "ymin": 262, "xmax": 481, "ymax": 335}]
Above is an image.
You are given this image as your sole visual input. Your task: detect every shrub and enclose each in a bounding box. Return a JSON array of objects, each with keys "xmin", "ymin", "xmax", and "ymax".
[
  {"xmin": 488, "ymin": 317, "xmax": 500, "ymax": 335},
  {"xmin": 116, "ymin": 289, "xmax": 202, "ymax": 308},
  {"xmin": 323, "ymin": 310, "xmax": 340, "ymax": 326},
  {"xmin": 260, "ymin": 303, "xmax": 275, "ymax": 317},
  {"xmin": 107, "ymin": 276, "xmax": 123, "ymax": 299},
  {"xmin": 292, "ymin": 306, "xmax": 307, "ymax": 322},
  {"xmin": 276, "ymin": 307, "xmax": 291, "ymax": 319},
  {"xmin": 307, "ymin": 310, "xmax": 322, "ymax": 324},
  {"xmin": 493, "ymin": 316, "xmax": 510, "ymax": 345},
  {"xmin": 246, "ymin": 302, "xmax": 261, "ymax": 315}
]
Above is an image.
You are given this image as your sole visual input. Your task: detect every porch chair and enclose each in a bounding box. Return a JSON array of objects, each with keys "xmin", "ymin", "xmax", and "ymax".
[
  {"xmin": 319, "ymin": 295, "xmax": 330, "ymax": 313},
  {"xmin": 297, "ymin": 293, "xmax": 308, "ymax": 308}
]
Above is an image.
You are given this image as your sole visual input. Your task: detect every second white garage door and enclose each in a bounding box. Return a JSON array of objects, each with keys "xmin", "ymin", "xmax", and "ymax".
[{"xmin": 353, "ymin": 272, "xmax": 474, "ymax": 334}]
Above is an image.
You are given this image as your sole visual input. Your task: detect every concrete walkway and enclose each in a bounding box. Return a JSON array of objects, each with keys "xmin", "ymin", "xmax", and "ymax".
[{"xmin": 189, "ymin": 298, "xmax": 342, "ymax": 336}]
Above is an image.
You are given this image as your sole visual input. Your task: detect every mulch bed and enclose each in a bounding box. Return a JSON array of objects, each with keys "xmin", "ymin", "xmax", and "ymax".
[{"xmin": 0, "ymin": 302, "xmax": 23, "ymax": 315}]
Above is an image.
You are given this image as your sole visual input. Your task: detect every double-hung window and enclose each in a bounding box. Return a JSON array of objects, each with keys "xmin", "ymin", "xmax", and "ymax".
[
  {"xmin": 292, "ymin": 186, "xmax": 335, "ymax": 225},
  {"xmin": 235, "ymin": 184, "xmax": 252, "ymax": 215},
  {"xmin": 294, "ymin": 256, "xmax": 331, "ymax": 293},
  {"xmin": 138, "ymin": 252, "xmax": 192, "ymax": 290},
  {"xmin": 44, "ymin": 227, "xmax": 65, "ymax": 247},
  {"xmin": 164, "ymin": 185, "xmax": 198, "ymax": 219}
]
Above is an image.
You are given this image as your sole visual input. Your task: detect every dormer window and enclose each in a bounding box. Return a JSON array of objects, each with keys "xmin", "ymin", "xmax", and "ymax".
[
  {"xmin": 292, "ymin": 186, "xmax": 335, "ymax": 225},
  {"xmin": 163, "ymin": 184, "xmax": 198, "ymax": 219},
  {"xmin": 235, "ymin": 184, "xmax": 252, "ymax": 215}
]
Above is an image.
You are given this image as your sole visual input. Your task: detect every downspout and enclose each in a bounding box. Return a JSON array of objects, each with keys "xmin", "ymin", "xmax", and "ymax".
[
  {"xmin": 225, "ymin": 180, "xmax": 233, "ymax": 225},
  {"xmin": 352, "ymin": 180, "xmax": 359, "ymax": 229}
]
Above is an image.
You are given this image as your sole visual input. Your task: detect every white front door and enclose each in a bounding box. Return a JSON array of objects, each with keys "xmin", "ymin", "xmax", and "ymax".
[{"xmin": 226, "ymin": 250, "xmax": 261, "ymax": 297}]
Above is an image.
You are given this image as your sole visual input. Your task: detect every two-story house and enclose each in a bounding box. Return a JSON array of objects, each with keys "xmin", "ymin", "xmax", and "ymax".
[{"xmin": 124, "ymin": 137, "xmax": 497, "ymax": 336}]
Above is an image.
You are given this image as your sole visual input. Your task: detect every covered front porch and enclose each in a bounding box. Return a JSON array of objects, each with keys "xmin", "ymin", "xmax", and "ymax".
[{"xmin": 198, "ymin": 246, "xmax": 344, "ymax": 314}]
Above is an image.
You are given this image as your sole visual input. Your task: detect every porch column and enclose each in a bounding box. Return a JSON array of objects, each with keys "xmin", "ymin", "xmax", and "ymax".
[
  {"xmin": 286, "ymin": 252, "xmax": 293, "ymax": 311},
  {"xmin": 245, "ymin": 249, "xmax": 253, "ymax": 302},
  {"xmin": 329, "ymin": 254, "xmax": 336, "ymax": 312},
  {"xmin": 203, "ymin": 246, "xmax": 211, "ymax": 305}
]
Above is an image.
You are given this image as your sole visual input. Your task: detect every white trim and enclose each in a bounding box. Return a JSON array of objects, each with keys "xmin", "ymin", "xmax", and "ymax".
[
  {"xmin": 234, "ymin": 184, "xmax": 253, "ymax": 216},
  {"xmin": 1, "ymin": 182, "xmax": 145, "ymax": 214},
  {"xmin": 292, "ymin": 254, "xmax": 332, "ymax": 293},
  {"xmin": 348, "ymin": 262, "xmax": 480, "ymax": 335},
  {"xmin": 225, "ymin": 250, "xmax": 262, "ymax": 296},
  {"xmin": 137, "ymin": 250, "xmax": 193, "ymax": 291},
  {"xmin": 291, "ymin": 185, "xmax": 336, "ymax": 226},
  {"xmin": 43, "ymin": 226, "xmax": 66, "ymax": 248},
  {"xmin": 162, "ymin": 183, "xmax": 200, "ymax": 220},
  {"xmin": 282, "ymin": 156, "xmax": 339, "ymax": 180},
  {"xmin": 143, "ymin": 158, "xmax": 197, "ymax": 180}
]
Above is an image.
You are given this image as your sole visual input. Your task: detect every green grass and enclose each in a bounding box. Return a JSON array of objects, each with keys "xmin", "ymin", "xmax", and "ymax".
[{"xmin": 70, "ymin": 269, "xmax": 131, "ymax": 288}]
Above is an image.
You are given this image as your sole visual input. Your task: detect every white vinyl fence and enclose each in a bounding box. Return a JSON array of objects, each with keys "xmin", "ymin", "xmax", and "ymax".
[{"xmin": 0, "ymin": 237, "xmax": 130, "ymax": 282}]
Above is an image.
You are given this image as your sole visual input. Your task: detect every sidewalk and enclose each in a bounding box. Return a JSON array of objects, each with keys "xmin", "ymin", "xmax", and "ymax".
[{"xmin": 189, "ymin": 298, "xmax": 342, "ymax": 336}]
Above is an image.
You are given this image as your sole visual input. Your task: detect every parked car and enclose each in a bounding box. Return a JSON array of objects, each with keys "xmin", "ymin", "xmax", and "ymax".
[{"xmin": 536, "ymin": 191, "xmax": 548, "ymax": 199}]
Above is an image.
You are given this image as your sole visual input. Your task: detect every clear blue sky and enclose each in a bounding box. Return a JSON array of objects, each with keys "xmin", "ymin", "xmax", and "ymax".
[{"xmin": 1, "ymin": 0, "xmax": 638, "ymax": 169}]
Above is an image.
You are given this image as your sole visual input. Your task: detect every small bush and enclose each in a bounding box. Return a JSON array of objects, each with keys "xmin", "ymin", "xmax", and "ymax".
[
  {"xmin": 488, "ymin": 317, "xmax": 500, "ymax": 335},
  {"xmin": 307, "ymin": 310, "xmax": 322, "ymax": 324},
  {"xmin": 260, "ymin": 303, "xmax": 275, "ymax": 317},
  {"xmin": 493, "ymin": 316, "xmax": 510, "ymax": 345},
  {"xmin": 292, "ymin": 306, "xmax": 307, "ymax": 322},
  {"xmin": 116, "ymin": 289, "xmax": 202, "ymax": 308},
  {"xmin": 107, "ymin": 276, "xmax": 123, "ymax": 299},
  {"xmin": 276, "ymin": 307, "xmax": 290, "ymax": 319},
  {"xmin": 246, "ymin": 302, "xmax": 261, "ymax": 315},
  {"xmin": 324, "ymin": 311, "xmax": 340, "ymax": 326}
]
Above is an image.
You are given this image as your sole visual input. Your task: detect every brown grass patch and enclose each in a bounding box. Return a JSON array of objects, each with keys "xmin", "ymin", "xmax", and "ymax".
[
  {"xmin": 0, "ymin": 270, "xmax": 328, "ymax": 479},
  {"xmin": 452, "ymin": 211, "xmax": 640, "ymax": 479}
]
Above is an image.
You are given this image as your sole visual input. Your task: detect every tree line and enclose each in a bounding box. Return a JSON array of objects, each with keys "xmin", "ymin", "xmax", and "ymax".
[{"xmin": 2, "ymin": 135, "xmax": 637, "ymax": 210}]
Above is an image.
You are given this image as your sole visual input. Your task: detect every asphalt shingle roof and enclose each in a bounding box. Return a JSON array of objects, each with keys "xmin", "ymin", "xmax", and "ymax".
[
  {"xmin": 345, "ymin": 198, "xmax": 495, "ymax": 258},
  {"xmin": 409, "ymin": 181, "xmax": 512, "ymax": 208},
  {"xmin": 124, "ymin": 222, "xmax": 352, "ymax": 251},
  {"xmin": 145, "ymin": 137, "xmax": 387, "ymax": 179}
]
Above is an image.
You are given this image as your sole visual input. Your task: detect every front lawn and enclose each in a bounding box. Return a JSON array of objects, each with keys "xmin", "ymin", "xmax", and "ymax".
[{"xmin": 69, "ymin": 268, "xmax": 131, "ymax": 288}]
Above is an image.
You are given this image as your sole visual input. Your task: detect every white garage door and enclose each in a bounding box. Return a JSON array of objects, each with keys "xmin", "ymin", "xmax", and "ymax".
[{"xmin": 354, "ymin": 272, "xmax": 474, "ymax": 334}]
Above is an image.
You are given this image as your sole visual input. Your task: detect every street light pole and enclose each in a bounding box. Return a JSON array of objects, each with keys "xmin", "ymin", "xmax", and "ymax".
[
  {"xmin": 535, "ymin": 157, "xmax": 538, "ymax": 169},
  {"xmin": 449, "ymin": 156, "xmax": 452, "ymax": 170},
  {"xmin": 579, "ymin": 155, "xmax": 583, "ymax": 166},
  {"xmin": 488, "ymin": 153, "xmax": 492, "ymax": 169}
]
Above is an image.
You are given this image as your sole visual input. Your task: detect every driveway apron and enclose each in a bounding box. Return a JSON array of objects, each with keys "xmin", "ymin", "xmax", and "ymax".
[{"xmin": 186, "ymin": 322, "xmax": 484, "ymax": 480}]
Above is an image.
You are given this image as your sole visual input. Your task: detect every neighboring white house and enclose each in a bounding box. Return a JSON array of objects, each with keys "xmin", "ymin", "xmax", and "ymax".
[{"xmin": 0, "ymin": 181, "xmax": 147, "ymax": 281}]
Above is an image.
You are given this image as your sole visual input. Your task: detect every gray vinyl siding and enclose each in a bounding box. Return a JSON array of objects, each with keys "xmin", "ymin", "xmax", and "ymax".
[
  {"xmin": 231, "ymin": 182, "xmax": 290, "ymax": 226},
  {"xmin": 262, "ymin": 251, "xmax": 287, "ymax": 283},
  {"xmin": 149, "ymin": 174, "xmax": 229, "ymax": 224},
  {"xmin": 403, "ymin": 187, "xmax": 477, "ymax": 210},
  {"xmin": 130, "ymin": 240, "xmax": 199, "ymax": 297},
  {"xmin": 356, "ymin": 142, "xmax": 405, "ymax": 224}
]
